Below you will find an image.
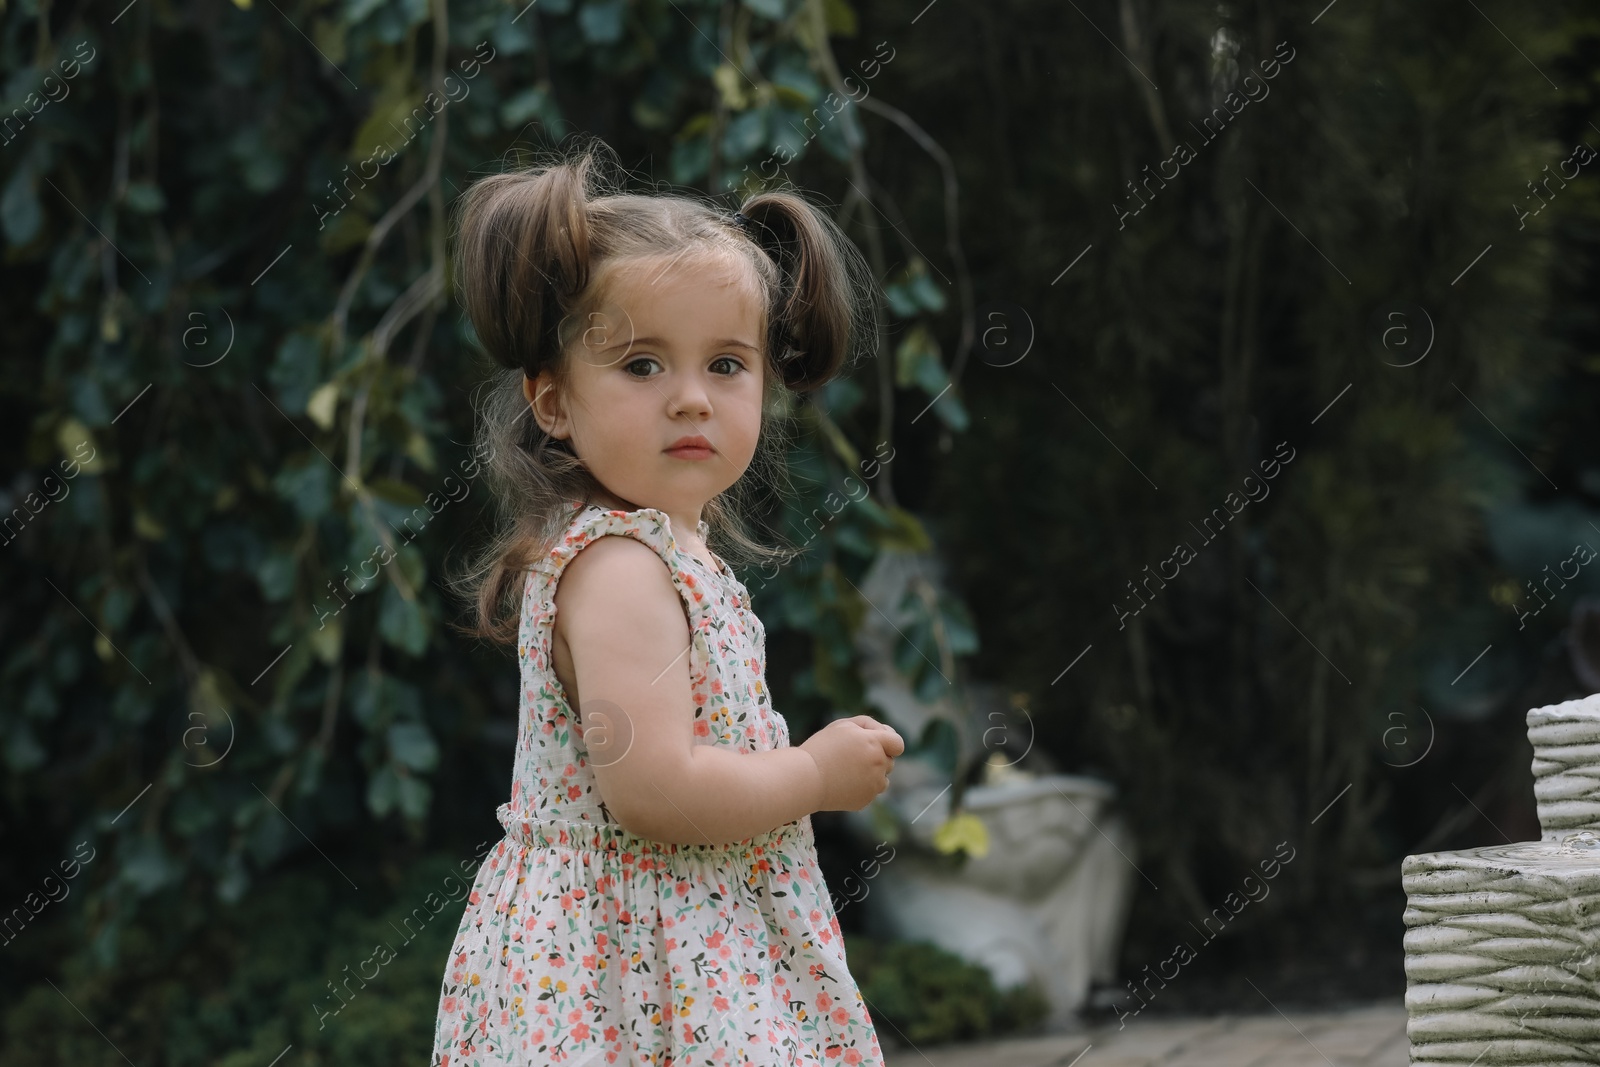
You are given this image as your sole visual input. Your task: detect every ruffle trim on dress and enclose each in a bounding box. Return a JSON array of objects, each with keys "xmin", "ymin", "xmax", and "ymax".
[
  {"xmin": 543, "ymin": 500, "xmax": 736, "ymax": 582},
  {"xmin": 496, "ymin": 803, "xmax": 813, "ymax": 860}
]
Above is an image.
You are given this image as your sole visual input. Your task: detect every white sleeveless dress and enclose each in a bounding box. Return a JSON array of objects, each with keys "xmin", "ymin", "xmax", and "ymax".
[{"xmin": 430, "ymin": 502, "xmax": 886, "ymax": 1066}]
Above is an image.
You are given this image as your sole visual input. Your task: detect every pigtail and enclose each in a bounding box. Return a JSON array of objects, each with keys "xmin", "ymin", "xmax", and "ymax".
[
  {"xmin": 448, "ymin": 147, "xmax": 617, "ymax": 646},
  {"xmin": 735, "ymin": 191, "xmax": 878, "ymax": 393},
  {"xmin": 453, "ymin": 154, "xmax": 597, "ymax": 375}
]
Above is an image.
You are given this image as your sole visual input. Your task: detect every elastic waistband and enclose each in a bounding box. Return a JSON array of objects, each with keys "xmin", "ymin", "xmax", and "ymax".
[{"xmin": 495, "ymin": 804, "xmax": 812, "ymax": 859}]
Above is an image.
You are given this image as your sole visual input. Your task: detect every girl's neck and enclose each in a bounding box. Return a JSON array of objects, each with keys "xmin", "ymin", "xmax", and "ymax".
[
  {"xmin": 586, "ymin": 488, "xmax": 638, "ymax": 512},
  {"xmin": 585, "ymin": 489, "xmax": 707, "ymax": 544}
]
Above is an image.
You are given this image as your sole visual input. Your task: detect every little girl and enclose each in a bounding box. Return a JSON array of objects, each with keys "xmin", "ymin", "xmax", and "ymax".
[{"xmin": 431, "ymin": 143, "xmax": 905, "ymax": 1067}]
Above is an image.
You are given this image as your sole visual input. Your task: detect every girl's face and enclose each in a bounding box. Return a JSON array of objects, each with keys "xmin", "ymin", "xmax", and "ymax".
[{"xmin": 526, "ymin": 251, "xmax": 766, "ymax": 519}]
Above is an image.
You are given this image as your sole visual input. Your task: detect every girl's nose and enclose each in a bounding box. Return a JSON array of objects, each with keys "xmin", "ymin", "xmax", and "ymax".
[{"xmin": 667, "ymin": 377, "xmax": 712, "ymax": 419}]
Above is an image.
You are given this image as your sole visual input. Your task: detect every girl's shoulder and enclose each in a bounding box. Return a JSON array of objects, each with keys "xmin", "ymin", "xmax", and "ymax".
[
  {"xmin": 539, "ymin": 500, "xmax": 678, "ymax": 571},
  {"xmin": 530, "ymin": 500, "xmax": 729, "ymax": 609}
]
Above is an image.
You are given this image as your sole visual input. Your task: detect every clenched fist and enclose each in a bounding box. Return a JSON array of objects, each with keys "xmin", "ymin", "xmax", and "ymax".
[{"xmin": 799, "ymin": 715, "xmax": 906, "ymax": 812}]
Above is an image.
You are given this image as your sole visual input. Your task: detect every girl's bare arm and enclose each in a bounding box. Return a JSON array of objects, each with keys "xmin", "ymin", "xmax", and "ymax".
[{"xmin": 555, "ymin": 534, "xmax": 826, "ymax": 845}]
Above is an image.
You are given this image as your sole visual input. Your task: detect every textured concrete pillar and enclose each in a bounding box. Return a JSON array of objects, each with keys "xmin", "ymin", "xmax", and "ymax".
[{"xmin": 1401, "ymin": 694, "xmax": 1600, "ymax": 1065}]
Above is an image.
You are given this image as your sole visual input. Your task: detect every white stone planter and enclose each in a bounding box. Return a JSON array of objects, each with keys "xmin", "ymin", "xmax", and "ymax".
[
  {"xmin": 840, "ymin": 541, "xmax": 1139, "ymax": 1028},
  {"xmin": 846, "ymin": 771, "xmax": 1137, "ymax": 1030}
]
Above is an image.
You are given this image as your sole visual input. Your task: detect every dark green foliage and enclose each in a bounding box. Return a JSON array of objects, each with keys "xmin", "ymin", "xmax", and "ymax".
[
  {"xmin": 0, "ymin": 853, "xmax": 475, "ymax": 1067},
  {"xmin": 845, "ymin": 935, "xmax": 1051, "ymax": 1046},
  {"xmin": 0, "ymin": 0, "xmax": 966, "ymax": 1053},
  {"xmin": 906, "ymin": 0, "xmax": 1600, "ymax": 971}
]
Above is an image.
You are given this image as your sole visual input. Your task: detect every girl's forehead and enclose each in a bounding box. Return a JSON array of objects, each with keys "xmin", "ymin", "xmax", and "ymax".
[{"xmin": 602, "ymin": 250, "xmax": 764, "ymax": 316}]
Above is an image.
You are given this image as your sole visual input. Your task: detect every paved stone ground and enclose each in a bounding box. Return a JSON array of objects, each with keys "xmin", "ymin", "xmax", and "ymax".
[{"xmin": 882, "ymin": 1001, "xmax": 1409, "ymax": 1067}]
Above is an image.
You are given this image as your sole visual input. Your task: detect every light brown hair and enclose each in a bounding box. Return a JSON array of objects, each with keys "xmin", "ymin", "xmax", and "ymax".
[{"xmin": 447, "ymin": 138, "xmax": 877, "ymax": 644}]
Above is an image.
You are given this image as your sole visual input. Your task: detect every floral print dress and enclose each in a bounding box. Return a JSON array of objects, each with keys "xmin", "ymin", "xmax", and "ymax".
[{"xmin": 431, "ymin": 502, "xmax": 886, "ymax": 1067}]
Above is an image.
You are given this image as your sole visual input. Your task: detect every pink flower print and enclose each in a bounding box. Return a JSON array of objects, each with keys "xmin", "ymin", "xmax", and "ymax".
[
  {"xmin": 665, "ymin": 938, "xmax": 677, "ymax": 952},
  {"xmin": 809, "ymin": 909, "xmax": 822, "ymax": 924},
  {"xmin": 443, "ymin": 996, "xmax": 459, "ymax": 1014},
  {"xmin": 469, "ymin": 890, "xmax": 481, "ymax": 905},
  {"xmin": 433, "ymin": 512, "xmax": 883, "ymax": 1064},
  {"xmin": 832, "ymin": 1008, "xmax": 850, "ymax": 1025}
]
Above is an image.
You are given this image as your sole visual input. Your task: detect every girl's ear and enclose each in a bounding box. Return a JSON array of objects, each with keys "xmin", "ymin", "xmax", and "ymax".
[{"xmin": 525, "ymin": 370, "xmax": 571, "ymax": 440}]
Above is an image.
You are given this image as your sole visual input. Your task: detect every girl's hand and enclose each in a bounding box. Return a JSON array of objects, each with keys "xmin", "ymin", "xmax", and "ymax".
[{"xmin": 799, "ymin": 715, "xmax": 906, "ymax": 812}]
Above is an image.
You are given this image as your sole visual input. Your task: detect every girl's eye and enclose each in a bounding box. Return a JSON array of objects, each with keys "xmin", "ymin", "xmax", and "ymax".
[{"xmin": 623, "ymin": 356, "xmax": 746, "ymax": 378}]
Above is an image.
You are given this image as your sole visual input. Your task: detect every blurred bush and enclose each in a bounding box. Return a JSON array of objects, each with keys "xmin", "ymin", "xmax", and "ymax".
[{"xmin": 845, "ymin": 934, "xmax": 1051, "ymax": 1047}]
